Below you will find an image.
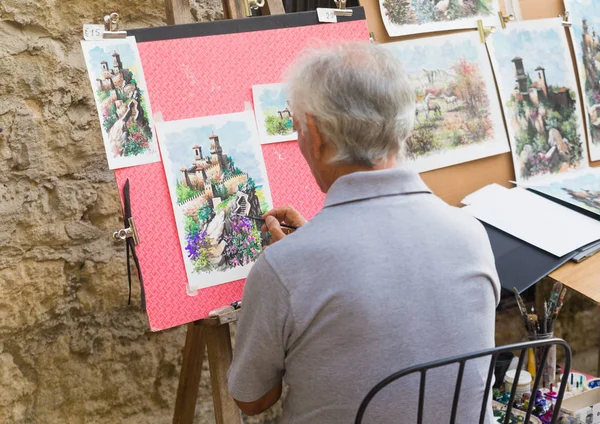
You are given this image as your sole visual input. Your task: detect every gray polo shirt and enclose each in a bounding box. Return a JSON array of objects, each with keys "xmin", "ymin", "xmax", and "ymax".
[{"xmin": 228, "ymin": 168, "xmax": 500, "ymax": 423}]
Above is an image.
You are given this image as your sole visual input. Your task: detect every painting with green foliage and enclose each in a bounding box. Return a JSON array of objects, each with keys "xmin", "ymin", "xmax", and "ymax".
[
  {"xmin": 564, "ymin": 0, "xmax": 600, "ymax": 161},
  {"xmin": 488, "ymin": 18, "xmax": 588, "ymax": 182},
  {"xmin": 380, "ymin": 0, "xmax": 499, "ymax": 37},
  {"xmin": 81, "ymin": 36, "xmax": 160, "ymax": 169},
  {"xmin": 384, "ymin": 32, "xmax": 509, "ymax": 172},
  {"xmin": 252, "ymin": 83, "xmax": 297, "ymax": 144},
  {"xmin": 156, "ymin": 111, "xmax": 273, "ymax": 290}
]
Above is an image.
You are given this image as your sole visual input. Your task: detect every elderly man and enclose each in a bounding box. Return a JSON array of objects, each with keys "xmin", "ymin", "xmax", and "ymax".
[{"xmin": 227, "ymin": 42, "xmax": 500, "ymax": 423}]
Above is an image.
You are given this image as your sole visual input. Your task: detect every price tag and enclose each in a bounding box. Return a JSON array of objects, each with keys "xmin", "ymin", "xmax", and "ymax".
[
  {"xmin": 83, "ymin": 24, "xmax": 105, "ymax": 41},
  {"xmin": 317, "ymin": 8, "xmax": 337, "ymax": 23}
]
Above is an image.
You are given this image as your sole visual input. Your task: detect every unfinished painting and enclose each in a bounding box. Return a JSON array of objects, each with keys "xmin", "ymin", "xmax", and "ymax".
[
  {"xmin": 81, "ymin": 36, "xmax": 160, "ymax": 169},
  {"xmin": 488, "ymin": 18, "xmax": 588, "ymax": 182},
  {"xmin": 379, "ymin": 0, "xmax": 499, "ymax": 37},
  {"xmin": 156, "ymin": 111, "xmax": 273, "ymax": 290},
  {"xmin": 565, "ymin": 0, "xmax": 600, "ymax": 161},
  {"xmin": 383, "ymin": 32, "xmax": 509, "ymax": 172},
  {"xmin": 529, "ymin": 170, "xmax": 600, "ymax": 217},
  {"xmin": 252, "ymin": 83, "xmax": 297, "ymax": 144}
]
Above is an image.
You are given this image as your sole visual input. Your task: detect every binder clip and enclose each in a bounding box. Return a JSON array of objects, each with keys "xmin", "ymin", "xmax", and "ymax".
[
  {"xmin": 334, "ymin": 0, "xmax": 353, "ymax": 17},
  {"xmin": 477, "ymin": 19, "xmax": 495, "ymax": 43},
  {"xmin": 103, "ymin": 12, "xmax": 127, "ymax": 39},
  {"xmin": 559, "ymin": 11, "xmax": 571, "ymax": 28},
  {"xmin": 246, "ymin": 0, "xmax": 264, "ymax": 16},
  {"xmin": 113, "ymin": 217, "xmax": 140, "ymax": 246},
  {"xmin": 498, "ymin": 11, "xmax": 514, "ymax": 29}
]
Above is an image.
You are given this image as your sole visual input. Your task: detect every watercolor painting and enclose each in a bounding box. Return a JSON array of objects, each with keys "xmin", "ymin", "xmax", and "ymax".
[
  {"xmin": 529, "ymin": 171, "xmax": 600, "ymax": 217},
  {"xmin": 81, "ymin": 36, "xmax": 160, "ymax": 169},
  {"xmin": 156, "ymin": 111, "xmax": 273, "ymax": 290},
  {"xmin": 379, "ymin": 0, "xmax": 499, "ymax": 37},
  {"xmin": 252, "ymin": 83, "xmax": 297, "ymax": 144},
  {"xmin": 565, "ymin": 0, "xmax": 600, "ymax": 161},
  {"xmin": 487, "ymin": 18, "xmax": 588, "ymax": 182},
  {"xmin": 383, "ymin": 32, "xmax": 509, "ymax": 172}
]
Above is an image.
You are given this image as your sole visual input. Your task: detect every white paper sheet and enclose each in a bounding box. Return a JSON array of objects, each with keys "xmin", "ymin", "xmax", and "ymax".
[
  {"xmin": 463, "ymin": 186, "xmax": 600, "ymax": 256},
  {"xmin": 383, "ymin": 32, "xmax": 510, "ymax": 173},
  {"xmin": 156, "ymin": 110, "xmax": 273, "ymax": 290},
  {"xmin": 252, "ymin": 83, "xmax": 298, "ymax": 145},
  {"xmin": 81, "ymin": 36, "xmax": 161, "ymax": 169}
]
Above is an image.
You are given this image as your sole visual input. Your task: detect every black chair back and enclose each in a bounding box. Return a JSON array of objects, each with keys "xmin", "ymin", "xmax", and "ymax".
[{"xmin": 355, "ymin": 338, "xmax": 572, "ymax": 424}]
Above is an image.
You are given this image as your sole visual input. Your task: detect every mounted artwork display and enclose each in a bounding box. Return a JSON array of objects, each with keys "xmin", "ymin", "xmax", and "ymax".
[
  {"xmin": 383, "ymin": 32, "xmax": 509, "ymax": 172},
  {"xmin": 565, "ymin": 0, "xmax": 600, "ymax": 161},
  {"xmin": 252, "ymin": 83, "xmax": 297, "ymax": 144},
  {"xmin": 487, "ymin": 18, "xmax": 588, "ymax": 182},
  {"xmin": 81, "ymin": 36, "xmax": 160, "ymax": 169},
  {"xmin": 528, "ymin": 170, "xmax": 600, "ymax": 217},
  {"xmin": 156, "ymin": 110, "xmax": 273, "ymax": 291},
  {"xmin": 379, "ymin": 0, "xmax": 500, "ymax": 37}
]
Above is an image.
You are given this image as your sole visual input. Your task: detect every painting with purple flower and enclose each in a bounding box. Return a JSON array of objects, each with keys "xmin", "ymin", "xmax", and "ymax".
[{"xmin": 156, "ymin": 110, "xmax": 273, "ymax": 290}]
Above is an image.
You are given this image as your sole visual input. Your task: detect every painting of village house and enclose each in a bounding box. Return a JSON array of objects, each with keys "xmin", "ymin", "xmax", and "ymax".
[
  {"xmin": 156, "ymin": 111, "xmax": 273, "ymax": 290},
  {"xmin": 379, "ymin": 0, "xmax": 499, "ymax": 37},
  {"xmin": 252, "ymin": 83, "xmax": 297, "ymax": 145},
  {"xmin": 565, "ymin": 0, "xmax": 600, "ymax": 161},
  {"xmin": 81, "ymin": 37, "xmax": 160, "ymax": 169},
  {"xmin": 530, "ymin": 170, "xmax": 600, "ymax": 217},
  {"xmin": 383, "ymin": 32, "xmax": 509, "ymax": 172},
  {"xmin": 487, "ymin": 18, "xmax": 588, "ymax": 182}
]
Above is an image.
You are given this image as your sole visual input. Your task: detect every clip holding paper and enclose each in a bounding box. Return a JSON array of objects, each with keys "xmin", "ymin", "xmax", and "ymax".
[
  {"xmin": 498, "ymin": 11, "xmax": 513, "ymax": 29},
  {"xmin": 477, "ymin": 20, "xmax": 495, "ymax": 43},
  {"xmin": 334, "ymin": 0, "xmax": 353, "ymax": 17},
  {"xmin": 559, "ymin": 11, "xmax": 571, "ymax": 27},
  {"xmin": 103, "ymin": 12, "xmax": 127, "ymax": 39},
  {"xmin": 113, "ymin": 217, "xmax": 140, "ymax": 246}
]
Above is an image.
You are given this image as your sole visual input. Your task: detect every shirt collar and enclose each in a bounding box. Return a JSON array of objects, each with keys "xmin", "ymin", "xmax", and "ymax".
[{"xmin": 323, "ymin": 167, "xmax": 432, "ymax": 208}]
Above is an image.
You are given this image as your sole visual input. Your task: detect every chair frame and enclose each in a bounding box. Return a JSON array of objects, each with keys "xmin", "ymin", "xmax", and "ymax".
[{"xmin": 354, "ymin": 338, "xmax": 572, "ymax": 424}]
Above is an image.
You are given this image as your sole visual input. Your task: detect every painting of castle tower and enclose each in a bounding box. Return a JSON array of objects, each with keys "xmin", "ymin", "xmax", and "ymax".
[
  {"xmin": 252, "ymin": 83, "xmax": 297, "ymax": 144},
  {"xmin": 565, "ymin": 0, "xmax": 600, "ymax": 161},
  {"xmin": 81, "ymin": 37, "xmax": 160, "ymax": 169},
  {"xmin": 156, "ymin": 111, "xmax": 273, "ymax": 290},
  {"xmin": 488, "ymin": 18, "xmax": 588, "ymax": 182}
]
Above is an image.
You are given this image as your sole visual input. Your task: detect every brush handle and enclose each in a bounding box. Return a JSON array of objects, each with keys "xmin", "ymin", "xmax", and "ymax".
[{"xmin": 245, "ymin": 215, "xmax": 298, "ymax": 230}]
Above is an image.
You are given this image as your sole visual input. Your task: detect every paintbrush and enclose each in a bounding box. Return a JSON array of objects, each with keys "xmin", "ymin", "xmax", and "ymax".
[{"xmin": 237, "ymin": 214, "xmax": 299, "ymax": 230}]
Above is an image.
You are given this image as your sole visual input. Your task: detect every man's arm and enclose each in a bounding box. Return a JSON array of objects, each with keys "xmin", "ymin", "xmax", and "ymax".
[
  {"xmin": 227, "ymin": 255, "xmax": 292, "ymax": 416},
  {"xmin": 233, "ymin": 382, "xmax": 282, "ymax": 416}
]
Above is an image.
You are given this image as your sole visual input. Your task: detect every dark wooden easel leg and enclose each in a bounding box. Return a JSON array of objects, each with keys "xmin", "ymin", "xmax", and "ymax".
[
  {"xmin": 173, "ymin": 322, "xmax": 207, "ymax": 424},
  {"xmin": 206, "ymin": 324, "xmax": 241, "ymax": 424}
]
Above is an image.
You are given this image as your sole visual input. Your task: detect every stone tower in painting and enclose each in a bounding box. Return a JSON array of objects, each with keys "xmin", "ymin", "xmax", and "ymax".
[
  {"xmin": 210, "ymin": 134, "xmax": 226, "ymax": 170},
  {"xmin": 582, "ymin": 19, "xmax": 600, "ymax": 92},
  {"xmin": 512, "ymin": 57, "xmax": 529, "ymax": 94}
]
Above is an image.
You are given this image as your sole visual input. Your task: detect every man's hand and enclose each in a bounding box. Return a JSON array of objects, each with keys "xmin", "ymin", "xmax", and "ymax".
[{"xmin": 261, "ymin": 206, "xmax": 307, "ymax": 243}]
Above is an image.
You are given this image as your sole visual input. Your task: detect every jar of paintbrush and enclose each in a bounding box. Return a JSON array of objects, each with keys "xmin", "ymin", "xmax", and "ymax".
[{"xmin": 513, "ymin": 283, "xmax": 568, "ymax": 390}]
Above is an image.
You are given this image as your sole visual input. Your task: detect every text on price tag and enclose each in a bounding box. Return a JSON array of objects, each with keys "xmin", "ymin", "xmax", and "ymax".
[
  {"xmin": 317, "ymin": 8, "xmax": 337, "ymax": 23},
  {"xmin": 83, "ymin": 24, "xmax": 105, "ymax": 41}
]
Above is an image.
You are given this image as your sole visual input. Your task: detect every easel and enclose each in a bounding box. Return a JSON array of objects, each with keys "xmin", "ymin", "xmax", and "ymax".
[{"xmin": 163, "ymin": 1, "xmax": 286, "ymax": 423}]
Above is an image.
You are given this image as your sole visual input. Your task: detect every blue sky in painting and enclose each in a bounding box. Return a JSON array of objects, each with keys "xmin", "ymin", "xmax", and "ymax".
[
  {"xmin": 163, "ymin": 119, "xmax": 264, "ymax": 188},
  {"xmin": 491, "ymin": 26, "xmax": 573, "ymax": 93},
  {"xmin": 85, "ymin": 40, "xmax": 139, "ymax": 80},
  {"xmin": 386, "ymin": 37, "xmax": 480, "ymax": 76},
  {"xmin": 534, "ymin": 172, "xmax": 600, "ymax": 214},
  {"xmin": 568, "ymin": 0, "xmax": 600, "ymax": 52},
  {"xmin": 258, "ymin": 86, "xmax": 288, "ymax": 111}
]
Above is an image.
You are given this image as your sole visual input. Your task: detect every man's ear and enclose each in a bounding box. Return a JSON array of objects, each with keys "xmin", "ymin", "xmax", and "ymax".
[{"xmin": 306, "ymin": 114, "xmax": 324, "ymax": 160}]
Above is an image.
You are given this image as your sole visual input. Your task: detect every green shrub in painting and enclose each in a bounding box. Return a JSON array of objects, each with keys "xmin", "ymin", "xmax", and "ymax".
[{"xmin": 265, "ymin": 114, "xmax": 293, "ymax": 136}]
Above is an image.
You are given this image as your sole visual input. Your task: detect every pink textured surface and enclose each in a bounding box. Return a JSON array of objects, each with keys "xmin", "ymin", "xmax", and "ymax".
[{"xmin": 114, "ymin": 20, "xmax": 369, "ymax": 331}]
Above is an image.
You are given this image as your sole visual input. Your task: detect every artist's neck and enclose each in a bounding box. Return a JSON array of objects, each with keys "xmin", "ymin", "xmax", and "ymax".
[{"xmin": 325, "ymin": 157, "xmax": 397, "ymax": 192}]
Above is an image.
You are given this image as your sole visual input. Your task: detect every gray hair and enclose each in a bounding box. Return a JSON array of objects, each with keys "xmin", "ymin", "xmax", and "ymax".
[{"xmin": 285, "ymin": 42, "xmax": 415, "ymax": 167}]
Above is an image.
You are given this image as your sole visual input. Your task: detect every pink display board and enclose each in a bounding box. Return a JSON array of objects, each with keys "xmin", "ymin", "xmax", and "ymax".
[{"xmin": 113, "ymin": 17, "xmax": 370, "ymax": 330}]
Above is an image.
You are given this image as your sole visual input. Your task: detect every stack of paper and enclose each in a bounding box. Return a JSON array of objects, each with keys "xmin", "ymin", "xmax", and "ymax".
[{"xmin": 462, "ymin": 185, "xmax": 600, "ymax": 257}]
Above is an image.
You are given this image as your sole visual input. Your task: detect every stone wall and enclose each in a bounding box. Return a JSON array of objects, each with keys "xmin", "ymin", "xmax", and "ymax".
[{"xmin": 0, "ymin": 1, "xmax": 223, "ymax": 423}]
